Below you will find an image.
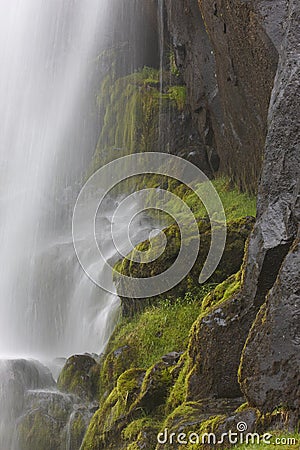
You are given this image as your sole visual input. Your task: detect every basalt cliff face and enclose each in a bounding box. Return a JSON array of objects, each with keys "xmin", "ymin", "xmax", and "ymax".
[
  {"xmin": 239, "ymin": 0, "xmax": 300, "ymax": 422},
  {"xmin": 165, "ymin": 0, "xmax": 281, "ymax": 193},
  {"xmin": 164, "ymin": 0, "xmax": 300, "ymax": 427}
]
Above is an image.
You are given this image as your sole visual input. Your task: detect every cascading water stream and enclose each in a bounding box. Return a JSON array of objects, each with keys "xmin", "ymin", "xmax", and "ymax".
[
  {"xmin": 0, "ymin": 0, "xmax": 106, "ymax": 359},
  {"xmin": 0, "ymin": 1, "xmax": 161, "ymax": 448}
]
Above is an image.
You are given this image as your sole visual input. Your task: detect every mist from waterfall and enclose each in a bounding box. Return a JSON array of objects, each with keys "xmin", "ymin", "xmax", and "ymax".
[
  {"xmin": 0, "ymin": 0, "xmax": 151, "ymax": 361},
  {"xmin": 0, "ymin": 0, "xmax": 106, "ymax": 359},
  {"xmin": 0, "ymin": 1, "xmax": 163, "ymax": 448}
]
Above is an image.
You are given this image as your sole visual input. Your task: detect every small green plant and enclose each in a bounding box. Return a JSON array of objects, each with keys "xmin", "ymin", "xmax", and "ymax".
[
  {"xmin": 167, "ymin": 85, "xmax": 186, "ymax": 110},
  {"xmin": 169, "ymin": 50, "xmax": 180, "ymax": 77}
]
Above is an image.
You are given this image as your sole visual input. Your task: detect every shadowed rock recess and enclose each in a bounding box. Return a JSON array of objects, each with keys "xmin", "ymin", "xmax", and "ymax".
[{"xmin": 13, "ymin": 1, "xmax": 299, "ymax": 449}]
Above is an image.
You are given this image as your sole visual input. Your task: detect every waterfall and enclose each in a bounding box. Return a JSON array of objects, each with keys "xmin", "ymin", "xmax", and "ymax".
[
  {"xmin": 0, "ymin": 0, "xmax": 112, "ymax": 359},
  {"xmin": 0, "ymin": 1, "xmax": 162, "ymax": 448},
  {"xmin": 0, "ymin": 2, "xmax": 117, "ymax": 444}
]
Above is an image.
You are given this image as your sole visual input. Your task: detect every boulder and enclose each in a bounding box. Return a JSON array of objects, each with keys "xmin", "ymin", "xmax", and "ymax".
[
  {"xmin": 81, "ymin": 368, "xmax": 146, "ymax": 450},
  {"xmin": 114, "ymin": 216, "xmax": 254, "ymax": 317},
  {"xmin": 16, "ymin": 389, "xmax": 93, "ymax": 450},
  {"xmin": 57, "ymin": 354, "xmax": 100, "ymax": 401},
  {"xmin": 240, "ymin": 238, "xmax": 300, "ymax": 426},
  {"xmin": 0, "ymin": 358, "xmax": 55, "ymax": 449},
  {"xmin": 186, "ymin": 285, "xmax": 257, "ymax": 400}
]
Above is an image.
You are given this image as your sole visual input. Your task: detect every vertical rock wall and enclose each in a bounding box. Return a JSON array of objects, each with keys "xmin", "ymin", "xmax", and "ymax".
[
  {"xmin": 239, "ymin": 0, "xmax": 300, "ymax": 423},
  {"xmin": 168, "ymin": 0, "xmax": 300, "ymax": 420},
  {"xmin": 165, "ymin": 0, "xmax": 280, "ymax": 193}
]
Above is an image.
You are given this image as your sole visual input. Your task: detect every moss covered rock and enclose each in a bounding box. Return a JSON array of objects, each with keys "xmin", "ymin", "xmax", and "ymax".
[
  {"xmin": 156, "ymin": 400, "xmax": 258, "ymax": 450},
  {"xmin": 16, "ymin": 390, "xmax": 92, "ymax": 450},
  {"xmin": 114, "ymin": 216, "xmax": 254, "ymax": 316},
  {"xmin": 174, "ymin": 258, "xmax": 260, "ymax": 402},
  {"xmin": 98, "ymin": 291, "xmax": 210, "ymax": 399},
  {"xmin": 81, "ymin": 368, "xmax": 146, "ymax": 450},
  {"xmin": 122, "ymin": 417, "xmax": 161, "ymax": 450},
  {"xmin": 57, "ymin": 354, "xmax": 100, "ymax": 402},
  {"xmin": 131, "ymin": 362, "xmax": 173, "ymax": 415},
  {"xmin": 82, "ymin": 361, "xmax": 175, "ymax": 450},
  {"xmin": 90, "ymin": 66, "xmax": 211, "ymax": 177}
]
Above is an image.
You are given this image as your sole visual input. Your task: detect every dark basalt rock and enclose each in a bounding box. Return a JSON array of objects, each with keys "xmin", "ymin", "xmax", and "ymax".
[
  {"xmin": 156, "ymin": 400, "xmax": 255, "ymax": 450},
  {"xmin": 132, "ymin": 362, "xmax": 173, "ymax": 415},
  {"xmin": 165, "ymin": 0, "xmax": 281, "ymax": 193},
  {"xmin": 197, "ymin": 0, "xmax": 281, "ymax": 194},
  {"xmin": 240, "ymin": 238, "xmax": 300, "ymax": 425},
  {"xmin": 184, "ymin": 0, "xmax": 299, "ymax": 409},
  {"xmin": 164, "ymin": 0, "xmax": 221, "ymax": 177},
  {"xmin": 238, "ymin": 0, "xmax": 300, "ymax": 423},
  {"xmin": 186, "ymin": 280, "xmax": 258, "ymax": 401}
]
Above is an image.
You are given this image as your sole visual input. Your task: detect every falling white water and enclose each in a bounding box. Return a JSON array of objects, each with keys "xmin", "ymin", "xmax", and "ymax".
[
  {"xmin": 0, "ymin": 2, "xmax": 162, "ymax": 447},
  {"xmin": 0, "ymin": 0, "xmax": 113, "ymax": 359}
]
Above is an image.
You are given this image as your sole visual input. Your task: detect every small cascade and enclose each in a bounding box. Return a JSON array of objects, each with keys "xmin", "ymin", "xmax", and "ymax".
[{"xmin": 0, "ymin": 359, "xmax": 55, "ymax": 448}]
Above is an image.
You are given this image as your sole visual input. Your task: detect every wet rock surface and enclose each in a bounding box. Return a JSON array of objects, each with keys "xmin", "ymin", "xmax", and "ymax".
[
  {"xmin": 164, "ymin": 0, "xmax": 219, "ymax": 176},
  {"xmin": 0, "ymin": 359, "xmax": 55, "ymax": 449},
  {"xmin": 240, "ymin": 238, "xmax": 300, "ymax": 423},
  {"xmin": 165, "ymin": 0, "xmax": 280, "ymax": 193},
  {"xmin": 187, "ymin": 292, "xmax": 257, "ymax": 401},
  {"xmin": 185, "ymin": 0, "xmax": 300, "ymax": 417},
  {"xmin": 238, "ymin": 1, "xmax": 300, "ymax": 421},
  {"xmin": 242, "ymin": 0, "xmax": 300, "ymax": 305},
  {"xmin": 57, "ymin": 354, "xmax": 101, "ymax": 402},
  {"xmin": 17, "ymin": 389, "xmax": 94, "ymax": 450}
]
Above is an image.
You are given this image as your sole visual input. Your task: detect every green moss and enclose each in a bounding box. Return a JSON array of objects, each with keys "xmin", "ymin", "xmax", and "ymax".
[
  {"xmin": 166, "ymin": 353, "xmax": 190, "ymax": 412},
  {"xmin": 81, "ymin": 363, "xmax": 171, "ymax": 450},
  {"xmin": 57, "ymin": 355, "xmax": 99, "ymax": 401},
  {"xmin": 132, "ymin": 362, "xmax": 173, "ymax": 415},
  {"xmin": 81, "ymin": 368, "xmax": 146, "ymax": 450},
  {"xmin": 132, "ymin": 176, "xmax": 256, "ymax": 223},
  {"xmin": 230, "ymin": 431, "xmax": 300, "ymax": 450},
  {"xmin": 235, "ymin": 402, "xmax": 251, "ymax": 413},
  {"xmin": 89, "ymin": 66, "xmax": 187, "ymax": 174},
  {"xmin": 201, "ymin": 271, "xmax": 242, "ymax": 313},
  {"xmin": 167, "ymin": 85, "xmax": 186, "ymax": 110},
  {"xmin": 99, "ymin": 291, "xmax": 208, "ymax": 396},
  {"xmin": 122, "ymin": 417, "xmax": 159, "ymax": 441},
  {"xmin": 156, "ymin": 402, "xmax": 227, "ymax": 450},
  {"xmin": 114, "ymin": 216, "xmax": 254, "ymax": 318},
  {"xmin": 68, "ymin": 413, "xmax": 87, "ymax": 449}
]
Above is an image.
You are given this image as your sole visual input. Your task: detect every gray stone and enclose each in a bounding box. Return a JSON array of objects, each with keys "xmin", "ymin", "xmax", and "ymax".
[
  {"xmin": 239, "ymin": 0, "xmax": 300, "ymax": 423},
  {"xmin": 240, "ymin": 237, "xmax": 300, "ymax": 424}
]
